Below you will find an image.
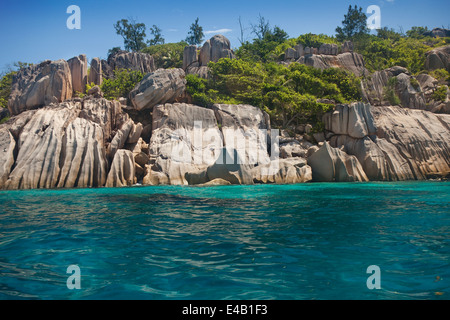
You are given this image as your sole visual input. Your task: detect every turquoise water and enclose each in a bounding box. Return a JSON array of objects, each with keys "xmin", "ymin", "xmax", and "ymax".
[{"xmin": 0, "ymin": 182, "xmax": 449, "ymax": 300}]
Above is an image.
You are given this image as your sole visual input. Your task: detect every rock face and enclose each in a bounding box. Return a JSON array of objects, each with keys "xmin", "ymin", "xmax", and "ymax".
[
  {"xmin": 0, "ymin": 97, "xmax": 143, "ymax": 190},
  {"xmin": 424, "ymin": 28, "xmax": 450, "ymax": 38},
  {"xmin": 145, "ymin": 103, "xmax": 223, "ymax": 185},
  {"xmin": 307, "ymin": 142, "xmax": 369, "ymax": 182},
  {"xmin": 8, "ymin": 60, "xmax": 73, "ymax": 116},
  {"xmin": 107, "ymin": 50, "xmax": 155, "ymax": 76},
  {"xmin": 183, "ymin": 35, "xmax": 235, "ymax": 79},
  {"xmin": 323, "ymin": 103, "xmax": 376, "ymax": 139},
  {"xmin": 316, "ymin": 102, "xmax": 450, "ymax": 181},
  {"xmin": 105, "ymin": 149, "xmax": 136, "ymax": 187},
  {"xmin": 425, "ymin": 45, "xmax": 450, "ymax": 72},
  {"xmin": 372, "ymin": 105, "xmax": 450, "ymax": 178},
  {"xmin": 298, "ymin": 52, "xmax": 368, "ymax": 77},
  {"xmin": 68, "ymin": 55, "xmax": 88, "ymax": 94},
  {"xmin": 129, "ymin": 68, "xmax": 186, "ymax": 111},
  {"xmin": 199, "ymin": 35, "xmax": 236, "ymax": 66},
  {"xmin": 88, "ymin": 58, "xmax": 102, "ymax": 86},
  {"xmin": 361, "ymin": 66, "xmax": 440, "ymax": 112}
]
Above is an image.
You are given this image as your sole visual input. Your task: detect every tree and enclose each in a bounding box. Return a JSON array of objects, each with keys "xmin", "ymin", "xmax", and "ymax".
[
  {"xmin": 335, "ymin": 5, "xmax": 369, "ymax": 41},
  {"xmin": 107, "ymin": 47, "xmax": 122, "ymax": 59},
  {"xmin": 185, "ymin": 18, "xmax": 204, "ymax": 46},
  {"xmin": 406, "ymin": 26, "xmax": 429, "ymax": 39},
  {"xmin": 251, "ymin": 14, "xmax": 271, "ymax": 40},
  {"xmin": 114, "ymin": 18, "xmax": 147, "ymax": 52},
  {"xmin": 148, "ymin": 25, "xmax": 165, "ymax": 46}
]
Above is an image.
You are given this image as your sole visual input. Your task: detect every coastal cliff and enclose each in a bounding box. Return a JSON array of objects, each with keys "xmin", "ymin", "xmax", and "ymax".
[{"xmin": 1, "ymin": 35, "xmax": 449, "ymax": 190}]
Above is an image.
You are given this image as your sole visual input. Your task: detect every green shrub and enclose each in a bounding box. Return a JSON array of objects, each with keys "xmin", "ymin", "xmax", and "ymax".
[
  {"xmin": 432, "ymin": 86, "xmax": 448, "ymax": 102},
  {"xmin": 0, "ymin": 71, "xmax": 16, "ymax": 109},
  {"xmin": 409, "ymin": 77, "xmax": 420, "ymax": 91},
  {"xmin": 100, "ymin": 69, "xmax": 144, "ymax": 101},
  {"xmin": 141, "ymin": 42, "xmax": 187, "ymax": 69}
]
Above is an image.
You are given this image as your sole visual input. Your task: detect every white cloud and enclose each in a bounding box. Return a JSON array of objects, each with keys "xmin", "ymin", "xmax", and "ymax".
[{"xmin": 204, "ymin": 28, "xmax": 232, "ymax": 35}]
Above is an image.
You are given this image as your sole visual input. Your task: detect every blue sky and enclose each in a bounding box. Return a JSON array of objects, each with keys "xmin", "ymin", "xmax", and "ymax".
[{"xmin": 0, "ymin": 0, "xmax": 449, "ymax": 73}]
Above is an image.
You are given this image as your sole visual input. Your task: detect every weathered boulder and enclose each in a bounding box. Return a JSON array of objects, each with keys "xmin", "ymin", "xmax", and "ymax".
[
  {"xmin": 8, "ymin": 60, "xmax": 73, "ymax": 115},
  {"xmin": 280, "ymin": 139, "xmax": 314, "ymax": 159},
  {"xmin": 425, "ymin": 45, "xmax": 450, "ymax": 72},
  {"xmin": 252, "ymin": 157, "xmax": 312, "ymax": 184},
  {"xmin": 342, "ymin": 41, "xmax": 354, "ymax": 53},
  {"xmin": 105, "ymin": 149, "xmax": 135, "ymax": 188},
  {"xmin": 199, "ymin": 35, "xmax": 235, "ymax": 66},
  {"xmin": 206, "ymin": 147, "xmax": 254, "ymax": 185},
  {"xmin": 129, "ymin": 68, "xmax": 186, "ymax": 111},
  {"xmin": 212, "ymin": 104, "xmax": 271, "ymax": 166},
  {"xmin": 67, "ymin": 55, "xmax": 88, "ymax": 94},
  {"xmin": 298, "ymin": 52, "xmax": 367, "ymax": 77},
  {"xmin": 145, "ymin": 103, "xmax": 223, "ymax": 185},
  {"xmin": 183, "ymin": 45, "xmax": 198, "ymax": 70},
  {"xmin": 323, "ymin": 102, "xmax": 376, "ymax": 139},
  {"xmin": 107, "ymin": 50, "xmax": 155, "ymax": 75},
  {"xmin": 424, "ymin": 28, "xmax": 450, "ymax": 38},
  {"xmin": 318, "ymin": 43, "xmax": 338, "ymax": 55},
  {"xmin": 88, "ymin": 58, "xmax": 102, "ymax": 86},
  {"xmin": 185, "ymin": 35, "xmax": 235, "ymax": 79},
  {"xmin": 0, "ymin": 97, "xmax": 143, "ymax": 190},
  {"xmin": 373, "ymin": 105, "xmax": 450, "ymax": 178},
  {"xmin": 307, "ymin": 142, "xmax": 369, "ymax": 182},
  {"xmin": 0, "ymin": 128, "xmax": 15, "ymax": 186}
]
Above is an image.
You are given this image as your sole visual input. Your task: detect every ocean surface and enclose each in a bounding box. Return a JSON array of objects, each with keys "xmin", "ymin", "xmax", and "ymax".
[{"xmin": 0, "ymin": 181, "xmax": 449, "ymax": 300}]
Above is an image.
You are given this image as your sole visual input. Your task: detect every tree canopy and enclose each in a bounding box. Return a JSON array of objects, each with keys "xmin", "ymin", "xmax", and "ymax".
[
  {"xmin": 185, "ymin": 18, "xmax": 204, "ymax": 46},
  {"xmin": 335, "ymin": 5, "xmax": 369, "ymax": 41},
  {"xmin": 114, "ymin": 19, "xmax": 147, "ymax": 52}
]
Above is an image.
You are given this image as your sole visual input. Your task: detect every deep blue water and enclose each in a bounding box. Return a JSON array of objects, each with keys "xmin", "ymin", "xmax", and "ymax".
[{"xmin": 0, "ymin": 182, "xmax": 449, "ymax": 300}]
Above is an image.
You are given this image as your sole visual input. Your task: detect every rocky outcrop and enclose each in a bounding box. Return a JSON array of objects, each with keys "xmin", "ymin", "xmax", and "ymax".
[
  {"xmin": 307, "ymin": 142, "xmax": 369, "ymax": 182},
  {"xmin": 298, "ymin": 52, "xmax": 368, "ymax": 77},
  {"xmin": 425, "ymin": 45, "xmax": 450, "ymax": 72},
  {"xmin": 145, "ymin": 103, "xmax": 223, "ymax": 185},
  {"xmin": 107, "ymin": 50, "xmax": 155, "ymax": 76},
  {"xmin": 199, "ymin": 35, "xmax": 236, "ymax": 66},
  {"xmin": 373, "ymin": 105, "xmax": 450, "ymax": 178},
  {"xmin": 129, "ymin": 68, "xmax": 186, "ymax": 111},
  {"xmin": 0, "ymin": 108, "xmax": 9, "ymax": 122},
  {"xmin": 317, "ymin": 101, "xmax": 450, "ymax": 181},
  {"xmin": 0, "ymin": 97, "xmax": 143, "ymax": 190},
  {"xmin": 8, "ymin": 60, "xmax": 73, "ymax": 116},
  {"xmin": 183, "ymin": 35, "xmax": 235, "ymax": 79},
  {"xmin": 253, "ymin": 157, "xmax": 312, "ymax": 184},
  {"xmin": 212, "ymin": 104, "xmax": 271, "ymax": 166},
  {"xmin": 68, "ymin": 55, "xmax": 88, "ymax": 94},
  {"xmin": 424, "ymin": 28, "xmax": 450, "ymax": 38},
  {"xmin": 0, "ymin": 128, "xmax": 15, "ymax": 186},
  {"xmin": 105, "ymin": 149, "xmax": 135, "ymax": 188},
  {"xmin": 88, "ymin": 58, "xmax": 102, "ymax": 86},
  {"xmin": 361, "ymin": 66, "xmax": 444, "ymax": 112}
]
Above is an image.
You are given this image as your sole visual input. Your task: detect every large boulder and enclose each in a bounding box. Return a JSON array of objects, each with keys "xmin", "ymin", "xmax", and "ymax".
[
  {"xmin": 298, "ymin": 52, "xmax": 367, "ymax": 77},
  {"xmin": 8, "ymin": 60, "xmax": 73, "ymax": 115},
  {"xmin": 253, "ymin": 157, "xmax": 312, "ymax": 184},
  {"xmin": 373, "ymin": 105, "xmax": 450, "ymax": 178},
  {"xmin": 67, "ymin": 55, "xmax": 88, "ymax": 94},
  {"xmin": 105, "ymin": 149, "xmax": 136, "ymax": 188},
  {"xmin": 107, "ymin": 50, "xmax": 155, "ymax": 75},
  {"xmin": 0, "ymin": 98, "xmax": 143, "ymax": 190},
  {"xmin": 129, "ymin": 68, "xmax": 186, "ymax": 111},
  {"xmin": 0, "ymin": 128, "xmax": 15, "ymax": 186},
  {"xmin": 425, "ymin": 45, "xmax": 450, "ymax": 72},
  {"xmin": 185, "ymin": 35, "xmax": 235, "ymax": 79},
  {"xmin": 307, "ymin": 142, "xmax": 369, "ymax": 182},
  {"xmin": 212, "ymin": 104, "xmax": 271, "ymax": 166},
  {"xmin": 144, "ymin": 103, "xmax": 223, "ymax": 185},
  {"xmin": 199, "ymin": 35, "xmax": 235, "ymax": 66},
  {"xmin": 88, "ymin": 57, "xmax": 102, "ymax": 86},
  {"xmin": 424, "ymin": 28, "xmax": 450, "ymax": 38},
  {"xmin": 323, "ymin": 102, "xmax": 377, "ymax": 139}
]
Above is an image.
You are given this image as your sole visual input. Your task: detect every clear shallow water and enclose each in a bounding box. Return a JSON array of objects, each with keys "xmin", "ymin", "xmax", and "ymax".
[{"xmin": 0, "ymin": 181, "xmax": 449, "ymax": 300}]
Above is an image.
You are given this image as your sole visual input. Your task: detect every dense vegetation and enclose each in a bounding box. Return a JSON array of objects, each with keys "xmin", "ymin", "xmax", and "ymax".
[
  {"xmin": 141, "ymin": 42, "xmax": 187, "ymax": 69},
  {"xmin": 186, "ymin": 58, "xmax": 361, "ymax": 128},
  {"xmin": 99, "ymin": 69, "xmax": 144, "ymax": 101}
]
